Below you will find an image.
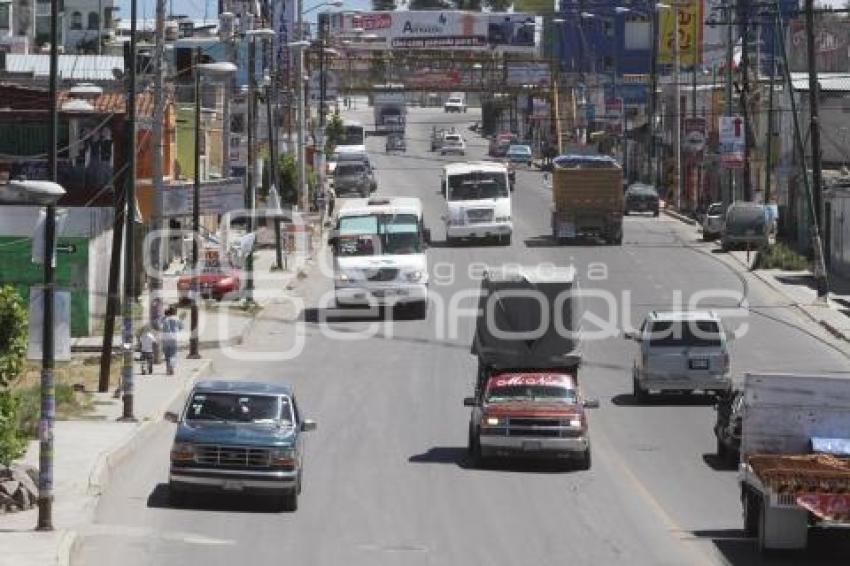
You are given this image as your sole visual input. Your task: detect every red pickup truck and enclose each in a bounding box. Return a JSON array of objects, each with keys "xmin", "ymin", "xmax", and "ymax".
[{"xmin": 464, "ymin": 372, "xmax": 597, "ymax": 469}]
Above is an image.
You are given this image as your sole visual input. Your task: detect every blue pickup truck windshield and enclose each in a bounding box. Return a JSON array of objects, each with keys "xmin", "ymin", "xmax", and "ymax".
[{"xmin": 186, "ymin": 393, "xmax": 290, "ymax": 425}]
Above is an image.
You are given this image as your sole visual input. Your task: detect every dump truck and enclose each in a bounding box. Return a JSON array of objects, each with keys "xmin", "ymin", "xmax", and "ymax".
[
  {"xmin": 550, "ymin": 154, "xmax": 623, "ymax": 245},
  {"xmin": 738, "ymin": 372, "xmax": 850, "ymax": 552},
  {"xmin": 470, "ymin": 265, "xmax": 582, "ymax": 396}
]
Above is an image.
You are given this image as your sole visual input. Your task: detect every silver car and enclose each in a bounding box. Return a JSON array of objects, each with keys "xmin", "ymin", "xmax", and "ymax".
[
  {"xmin": 626, "ymin": 311, "xmax": 732, "ymax": 402},
  {"xmin": 701, "ymin": 202, "xmax": 724, "ymax": 241},
  {"xmin": 720, "ymin": 202, "xmax": 775, "ymax": 251}
]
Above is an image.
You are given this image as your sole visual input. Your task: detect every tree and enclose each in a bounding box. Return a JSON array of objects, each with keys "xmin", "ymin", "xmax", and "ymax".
[
  {"xmin": 325, "ymin": 113, "xmax": 345, "ymax": 156},
  {"xmin": 372, "ymin": 0, "xmax": 396, "ymax": 10},
  {"xmin": 484, "ymin": 0, "xmax": 512, "ymax": 11},
  {"xmin": 0, "ymin": 286, "xmax": 27, "ymax": 466},
  {"xmin": 451, "ymin": 0, "xmax": 483, "ymax": 9}
]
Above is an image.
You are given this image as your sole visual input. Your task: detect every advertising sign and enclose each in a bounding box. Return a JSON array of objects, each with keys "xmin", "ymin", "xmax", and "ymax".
[
  {"xmin": 329, "ymin": 11, "xmax": 539, "ymax": 53},
  {"xmin": 28, "ymin": 288, "xmax": 71, "ymax": 361},
  {"xmin": 164, "ymin": 179, "xmax": 246, "ymax": 217},
  {"xmin": 659, "ymin": 0, "xmax": 704, "ymax": 67},
  {"xmin": 531, "ymin": 98, "xmax": 551, "ymax": 120},
  {"xmin": 719, "ymin": 115, "xmax": 745, "ymax": 169},
  {"xmin": 683, "ymin": 117, "xmax": 707, "ymax": 153}
]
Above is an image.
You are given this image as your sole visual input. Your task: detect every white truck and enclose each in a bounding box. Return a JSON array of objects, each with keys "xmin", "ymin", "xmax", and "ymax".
[
  {"xmin": 444, "ymin": 93, "xmax": 467, "ymax": 113},
  {"xmin": 738, "ymin": 372, "xmax": 850, "ymax": 552}
]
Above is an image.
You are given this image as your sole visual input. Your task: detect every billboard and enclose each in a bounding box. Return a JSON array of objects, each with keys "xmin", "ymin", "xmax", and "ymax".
[
  {"xmin": 659, "ymin": 0, "xmax": 704, "ymax": 68},
  {"xmin": 328, "ymin": 10, "xmax": 540, "ymax": 53}
]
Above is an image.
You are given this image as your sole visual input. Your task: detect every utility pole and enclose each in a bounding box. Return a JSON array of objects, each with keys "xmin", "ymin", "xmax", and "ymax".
[
  {"xmin": 245, "ymin": 33, "xmax": 257, "ymax": 303},
  {"xmin": 120, "ymin": 0, "xmax": 139, "ymax": 422},
  {"xmin": 725, "ymin": 1, "xmax": 734, "ymax": 205},
  {"xmin": 675, "ymin": 3, "xmax": 682, "ymax": 210},
  {"xmin": 149, "ymin": 0, "xmax": 166, "ymax": 364},
  {"xmin": 764, "ymin": 10, "xmax": 776, "ymax": 206},
  {"xmin": 317, "ymin": 12, "xmax": 327, "ymax": 216},
  {"xmin": 648, "ymin": 1, "xmax": 659, "ymax": 187},
  {"xmin": 189, "ymin": 46, "xmax": 202, "ymax": 359},
  {"xmin": 37, "ymin": 0, "xmax": 60, "ymax": 531},
  {"xmin": 805, "ymin": 0, "xmax": 829, "ymax": 297},
  {"xmin": 297, "ymin": 0, "xmax": 307, "ymax": 211},
  {"xmin": 740, "ymin": 0, "xmax": 753, "ymax": 202}
]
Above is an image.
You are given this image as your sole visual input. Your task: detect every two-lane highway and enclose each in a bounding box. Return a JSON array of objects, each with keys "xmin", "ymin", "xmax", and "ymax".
[{"xmin": 75, "ymin": 105, "xmax": 850, "ymax": 566}]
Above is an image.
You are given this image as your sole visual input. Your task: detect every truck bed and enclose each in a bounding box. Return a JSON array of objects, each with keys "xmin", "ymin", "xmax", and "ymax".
[{"xmin": 552, "ymin": 168, "xmax": 623, "ymax": 215}]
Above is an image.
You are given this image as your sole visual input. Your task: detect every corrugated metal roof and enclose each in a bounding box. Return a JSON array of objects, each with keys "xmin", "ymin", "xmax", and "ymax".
[{"xmin": 4, "ymin": 55, "xmax": 124, "ymax": 82}]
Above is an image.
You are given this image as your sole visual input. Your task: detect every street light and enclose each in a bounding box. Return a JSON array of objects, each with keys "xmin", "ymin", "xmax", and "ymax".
[
  {"xmin": 188, "ymin": 53, "xmax": 237, "ymax": 359},
  {"xmin": 1, "ymin": 179, "xmax": 65, "ymax": 531}
]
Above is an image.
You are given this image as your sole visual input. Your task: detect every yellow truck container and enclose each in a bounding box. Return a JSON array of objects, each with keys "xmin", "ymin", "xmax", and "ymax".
[{"xmin": 550, "ymin": 154, "xmax": 623, "ymax": 245}]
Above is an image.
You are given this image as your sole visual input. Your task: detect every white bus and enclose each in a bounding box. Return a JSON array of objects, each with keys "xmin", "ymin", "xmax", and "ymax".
[
  {"xmin": 330, "ymin": 197, "xmax": 430, "ymax": 318},
  {"xmin": 336, "ymin": 120, "xmax": 366, "ymax": 154}
]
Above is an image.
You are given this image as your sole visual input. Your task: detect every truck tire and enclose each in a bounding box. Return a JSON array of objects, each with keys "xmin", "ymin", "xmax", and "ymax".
[
  {"xmin": 633, "ymin": 376, "xmax": 648, "ymax": 403},
  {"xmin": 408, "ymin": 300, "xmax": 428, "ymax": 320},
  {"xmin": 468, "ymin": 427, "xmax": 482, "ymax": 467},
  {"xmin": 576, "ymin": 448, "xmax": 591, "ymax": 470},
  {"xmin": 743, "ymin": 488, "xmax": 760, "ymax": 537},
  {"xmin": 280, "ymin": 489, "xmax": 298, "ymax": 512},
  {"xmin": 168, "ymin": 485, "xmax": 188, "ymax": 508}
]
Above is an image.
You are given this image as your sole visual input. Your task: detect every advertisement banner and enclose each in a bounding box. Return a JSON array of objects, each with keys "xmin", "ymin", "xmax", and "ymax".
[
  {"xmin": 329, "ymin": 10, "xmax": 539, "ymax": 53},
  {"xmin": 659, "ymin": 0, "xmax": 704, "ymax": 67},
  {"xmin": 719, "ymin": 115, "xmax": 745, "ymax": 169},
  {"xmin": 164, "ymin": 179, "xmax": 247, "ymax": 217},
  {"xmin": 683, "ymin": 117, "xmax": 707, "ymax": 153},
  {"xmin": 506, "ymin": 62, "xmax": 551, "ymax": 87}
]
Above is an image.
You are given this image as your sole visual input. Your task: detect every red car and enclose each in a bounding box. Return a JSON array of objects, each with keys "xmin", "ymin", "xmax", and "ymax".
[
  {"xmin": 488, "ymin": 133, "xmax": 518, "ymax": 157},
  {"xmin": 177, "ymin": 262, "xmax": 242, "ymax": 303},
  {"xmin": 464, "ymin": 372, "xmax": 598, "ymax": 469}
]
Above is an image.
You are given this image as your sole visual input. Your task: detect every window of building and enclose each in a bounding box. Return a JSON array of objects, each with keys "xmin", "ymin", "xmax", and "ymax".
[
  {"xmin": 0, "ymin": 4, "xmax": 10, "ymax": 32},
  {"xmin": 88, "ymin": 11, "xmax": 99, "ymax": 30},
  {"xmin": 71, "ymin": 11, "xmax": 82, "ymax": 30}
]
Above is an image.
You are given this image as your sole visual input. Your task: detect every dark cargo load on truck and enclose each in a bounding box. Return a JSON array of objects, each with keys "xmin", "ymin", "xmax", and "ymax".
[{"xmin": 471, "ymin": 266, "xmax": 582, "ymax": 391}]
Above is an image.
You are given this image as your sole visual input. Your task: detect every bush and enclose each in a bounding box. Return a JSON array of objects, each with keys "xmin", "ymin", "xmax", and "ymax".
[
  {"xmin": 0, "ymin": 285, "xmax": 28, "ymax": 389},
  {"xmin": 16, "ymin": 383, "xmax": 91, "ymax": 440},
  {"xmin": 0, "ymin": 391, "xmax": 26, "ymax": 466},
  {"xmin": 754, "ymin": 243, "xmax": 810, "ymax": 271}
]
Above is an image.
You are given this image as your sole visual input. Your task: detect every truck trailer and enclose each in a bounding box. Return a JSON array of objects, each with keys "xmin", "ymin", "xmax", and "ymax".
[{"xmin": 550, "ymin": 154, "xmax": 623, "ymax": 245}]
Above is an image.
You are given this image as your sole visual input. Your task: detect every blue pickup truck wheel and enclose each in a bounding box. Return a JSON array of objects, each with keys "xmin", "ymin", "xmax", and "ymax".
[{"xmin": 280, "ymin": 489, "xmax": 298, "ymax": 512}]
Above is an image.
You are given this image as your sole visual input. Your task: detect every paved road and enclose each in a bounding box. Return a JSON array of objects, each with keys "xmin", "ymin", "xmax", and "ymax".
[{"xmin": 75, "ymin": 106, "xmax": 850, "ymax": 566}]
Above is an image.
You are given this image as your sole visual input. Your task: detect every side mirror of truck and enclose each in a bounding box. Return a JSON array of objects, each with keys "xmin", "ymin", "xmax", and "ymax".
[
  {"xmin": 327, "ymin": 236, "xmax": 336, "ymax": 248},
  {"xmin": 423, "ymin": 228, "xmax": 432, "ymax": 246},
  {"xmin": 463, "ymin": 396, "xmax": 478, "ymax": 407},
  {"xmin": 164, "ymin": 411, "xmax": 180, "ymax": 423},
  {"xmin": 301, "ymin": 419, "xmax": 317, "ymax": 432},
  {"xmin": 583, "ymin": 399, "xmax": 600, "ymax": 409},
  {"xmin": 623, "ymin": 331, "xmax": 640, "ymax": 342}
]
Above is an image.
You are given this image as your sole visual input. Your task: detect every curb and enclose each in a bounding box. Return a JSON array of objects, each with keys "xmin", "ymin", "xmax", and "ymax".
[
  {"xmin": 87, "ymin": 358, "xmax": 212, "ymax": 497},
  {"xmin": 662, "ymin": 207, "xmax": 697, "ymax": 225},
  {"xmin": 725, "ymin": 249, "xmax": 850, "ymax": 345},
  {"xmin": 56, "ymin": 530, "xmax": 78, "ymax": 566}
]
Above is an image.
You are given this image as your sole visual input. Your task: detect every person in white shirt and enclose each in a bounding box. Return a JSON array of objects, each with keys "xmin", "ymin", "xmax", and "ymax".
[{"xmin": 139, "ymin": 327, "xmax": 157, "ymax": 375}]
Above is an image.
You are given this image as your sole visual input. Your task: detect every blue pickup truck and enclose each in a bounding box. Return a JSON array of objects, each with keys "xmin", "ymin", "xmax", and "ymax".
[{"xmin": 167, "ymin": 380, "xmax": 316, "ymax": 511}]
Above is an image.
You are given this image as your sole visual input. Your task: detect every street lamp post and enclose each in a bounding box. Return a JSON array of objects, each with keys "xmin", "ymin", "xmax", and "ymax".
[
  {"xmin": 189, "ymin": 56, "xmax": 238, "ymax": 357},
  {"xmin": 0, "ymin": 180, "xmax": 66, "ymax": 531}
]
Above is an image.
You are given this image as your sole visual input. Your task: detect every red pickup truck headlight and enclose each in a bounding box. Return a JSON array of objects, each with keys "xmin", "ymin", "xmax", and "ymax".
[{"xmin": 481, "ymin": 416, "xmax": 500, "ymax": 426}]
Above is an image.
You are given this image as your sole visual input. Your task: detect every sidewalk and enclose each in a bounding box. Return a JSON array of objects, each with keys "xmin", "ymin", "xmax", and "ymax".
[
  {"xmin": 2, "ymin": 243, "xmax": 319, "ymax": 565},
  {"xmin": 662, "ymin": 208, "xmax": 850, "ymax": 346}
]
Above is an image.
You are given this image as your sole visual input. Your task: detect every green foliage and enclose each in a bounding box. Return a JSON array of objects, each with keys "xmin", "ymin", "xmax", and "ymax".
[
  {"xmin": 0, "ymin": 286, "xmax": 28, "ymax": 389},
  {"xmin": 408, "ymin": 0, "xmax": 451, "ymax": 9},
  {"xmin": 753, "ymin": 243, "xmax": 810, "ymax": 271},
  {"xmin": 278, "ymin": 153, "xmax": 299, "ymax": 206},
  {"xmin": 325, "ymin": 113, "xmax": 345, "ymax": 156},
  {"xmin": 452, "ymin": 0, "xmax": 483, "ymax": 9},
  {"xmin": 484, "ymin": 0, "xmax": 512, "ymax": 11},
  {"xmin": 372, "ymin": 0, "xmax": 396, "ymax": 9},
  {"xmin": 0, "ymin": 391, "xmax": 26, "ymax": 466},
  {"xmin": 15, "ymin": 383, "xmax": 92, "ymax": 440}
]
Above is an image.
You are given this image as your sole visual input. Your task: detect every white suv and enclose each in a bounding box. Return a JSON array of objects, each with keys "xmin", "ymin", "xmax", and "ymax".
[
  {"xmin": 626, "ymin": 311, "xmax": 732, "ymax": 402},
  {"xmin": 440, "ymin": 133, "xmax": 466, "ymax": 156},
  {"xmin": 444, "ymin": 96, "xmax": 466, "ymax": 113}
]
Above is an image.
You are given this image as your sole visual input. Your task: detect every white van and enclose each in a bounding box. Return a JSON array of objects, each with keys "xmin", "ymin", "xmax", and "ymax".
[
  {"xmin": 330, "ymin": 197, "xmax": 430, "ymax": 317},
  {"xmin": 442, "ymin": 162, "xmax": 512, "ymax": 245}
]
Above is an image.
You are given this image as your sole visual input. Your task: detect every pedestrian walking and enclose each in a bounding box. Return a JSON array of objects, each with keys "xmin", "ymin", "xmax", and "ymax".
[
  {"xmin": 139, "ymin": 326, "xmax": 157, "ymax": 375},
  {"xmin": 161, "ymin": 307, "xmax": 183, "ymax": 376}
]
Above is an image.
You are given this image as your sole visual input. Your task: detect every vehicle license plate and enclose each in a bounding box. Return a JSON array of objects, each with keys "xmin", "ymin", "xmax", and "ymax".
[
  {"xmin": 522, "ymin": 441, "xmax": 542, "ymax": 451},
  {"xmin": 222, "ymin": 480, "xmax": 244, "ymax": 491},
  {"xmin": 689, "ymin": 358, "xmax": 709, "ymax": 370}
]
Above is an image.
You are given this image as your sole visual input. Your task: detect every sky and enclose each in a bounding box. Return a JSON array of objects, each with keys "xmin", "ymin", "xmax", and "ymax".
[{"xmin": 115, "ymin": 0, "xmax": 372, "ymax": 22}]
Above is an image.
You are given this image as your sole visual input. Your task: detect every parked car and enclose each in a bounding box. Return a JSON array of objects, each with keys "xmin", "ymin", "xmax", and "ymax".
[
  {"xmin": 626, "ymin": 310, "xmax": 732, "ymax": 402},
  {"xmin": 167, "ymin": 380, "xmax": 317, "ymax": 511},
  {"xmin": 176, "ymin": 260, "xmax": 241, "ymax": 303},
  {"xmin": 701, "ymin": 202, "xmax": 725, "ymax": 240},
  {"xmin": 720, "ymin": 201, "xmax": 775, "ymax": 251},
  {"xmin": 334, "ymin": 162, "xmax": 372, "ymax": 197},
  {"xmin": 464, "ymin": 372, "xmax": 598, "ymax": 469},
  {"xmin": 624, "ymin": 183, "xmax": 660, "ymax": 216},
  {"xmin": 440, "ymin": 132, "xmax": 466, "ymax": 156},
  {"xmin": 713, "ymin": 389, "xmax": 743, "ymax": 467},
  {"xmin": 506, "ymin": 144, "xmax": 533, "ymax": 166}
]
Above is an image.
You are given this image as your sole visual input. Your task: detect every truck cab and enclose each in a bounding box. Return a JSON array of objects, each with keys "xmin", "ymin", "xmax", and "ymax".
[
  {"xmin": 441, "ymin": 161, "xmax": 512, "ymax": 245},
  {"xmin": 329, "ymin": 197, "xmax": 430, "ymax": 318},
  {"xmin": 464, "ymin": 373, "xmax": 598, "ymax": 469},
  {"xmin": 444, "ymin": 93, "xmax": 466, "ymax": 113}
]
